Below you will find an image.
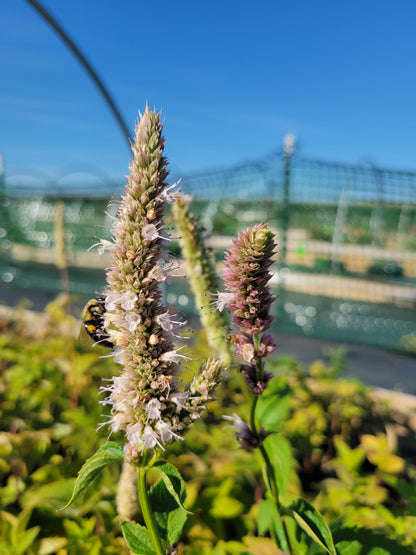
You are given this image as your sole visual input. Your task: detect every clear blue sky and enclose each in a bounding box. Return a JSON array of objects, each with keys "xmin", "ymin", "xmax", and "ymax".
[{"xmin": 1, "ymin": 0, "xmax": 416, "ymax": 183}]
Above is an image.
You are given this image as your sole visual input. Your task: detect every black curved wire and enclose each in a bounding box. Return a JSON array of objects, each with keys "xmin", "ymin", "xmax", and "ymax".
[{"xmin": 25, "ymin": 0, "xmax": 132, "ymax": 148}]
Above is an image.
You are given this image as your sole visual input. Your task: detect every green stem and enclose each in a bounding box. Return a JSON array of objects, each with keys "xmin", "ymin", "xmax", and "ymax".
[
  {"xmin": 137, "ymin": 466, "xmax": 165, "ymax": 555},
  {"xmin": 271, "ymin": 504, "xmax": 291, "ymax": 553},
  {"xmin": 253, "ymin": 334, "xmax": 263, "ymax": 382},
  {"xmin": 250, "ymin": 396, "xmax": 258, "ymax": 434},
  {"xmin": 249, "ymin": 334, "xmax": 292, "ymax": 552},
  {"xmin": 259, "ymin": 432, "xmax": 292, "ymax": 552},
  {"xmin": 258, "ymin": 443, "xmax": 279, "ymax": 506}
]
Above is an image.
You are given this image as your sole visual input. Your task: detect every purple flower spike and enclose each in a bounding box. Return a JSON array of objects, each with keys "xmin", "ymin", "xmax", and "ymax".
[{"xmin": 223, "ymin": 223, "xmax": 276, "ymax": 335}]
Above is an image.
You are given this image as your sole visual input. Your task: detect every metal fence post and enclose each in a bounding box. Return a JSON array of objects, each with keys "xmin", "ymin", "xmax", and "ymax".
[
  {"xmin": 280, "ymin": 134, "xmax": 295, "ymax": 267},
  {"xmin": 0, "ymin": 155, "xmax": 12, "ymax": 266}
]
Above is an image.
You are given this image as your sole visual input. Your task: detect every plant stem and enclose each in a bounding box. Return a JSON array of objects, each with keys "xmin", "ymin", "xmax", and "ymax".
[
  {"xmin": 137, "ymin": 466, "xmax": 165, "ymax": 555},
  {"xmin": 253, "ymin": 334, "xmax": 263, "ymax": 382},
  {"xmin": 258, "ymin": 443, "xmax": 279, "ymax": 505},
  {"xmin": 258, "ymin": 430, "xmax": 292, "ymax": 552},
  {"xmin": 250, "ymin": 395, "xmax": 259, "ymax": 434},
  {"xmin": 249, "ymin": 333, "xmax": 292, "ymax": 552}
]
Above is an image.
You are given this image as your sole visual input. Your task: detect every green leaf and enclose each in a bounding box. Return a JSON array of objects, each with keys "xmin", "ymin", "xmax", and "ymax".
[
  {"xmin": 22, "ymin": 479, "xmax": 75, "ymax": 510},
  {"xmin": 283, "ymin": 515, "xmax": 309, "ymax": 555},
  {"xmin": 210, "ymin": 495, "xmax": 244, "ymax": 519},
  {"xmin": 14, "ymin": 525, "xmax": 41, "ymax": 554},
  {"xmin": 333, "ymin": 436, "xmax": 366, "ymax": 474},
  {"xmin": 120, "ymin": 521, "xmax": 156, "ymax": 555},
  {"xmin": 289, "ymin": 498, "xmax": 336, "ymax": 555},
  {"xmin": 61, "ymin": 445, "xmax": 124, "ymax": 509},
  {"xmin": 256, "ymin": 377, "xmax": 291, "ymax": 429},
  {"xmin": 149, "ymin": 480, "xmax": 187, "ymax": 545},
  {"xmin": 150, "ymin": 462, "xmax": 188, "ymax": 513},
  {"xmin": 97, "ymin": 441, "xmax": 125, "ymax": 458},
  {"xmin": 38, "ymin": 537, "xmax": 67, "ymax": 555},
  {"xmin": 0, "ymin": 510, "xmax": 41, "ymax": 555},
  {"xmin": 334, "ymin": 527, "xmax": 415, "ymax": 555},
  {"xmin": 256, "ymin": 498, "xmax": 290, "ymax": 552},
  {"xmin": 148, "ymin": 462, "xmax": 187, "ymax": 544},
  {"xmin": 263, "ymin": 434, "xmax": 294, "ymax": 496},
  {"xmin": 257, "ymin": 498, "xmax": 275, "ymax": 535}
]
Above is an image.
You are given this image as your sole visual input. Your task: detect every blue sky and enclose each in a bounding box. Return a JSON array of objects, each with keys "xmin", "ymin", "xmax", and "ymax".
[{"xmin": 1, "ymin": 0, "xmax": 416, "ymax": 184}]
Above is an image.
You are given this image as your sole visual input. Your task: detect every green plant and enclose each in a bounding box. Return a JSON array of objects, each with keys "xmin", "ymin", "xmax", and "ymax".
[
  {"xmin": 368, "ymin": 260, "xmax": 404, "ymax": 278},
  {"xmin": 1, "ymin": 302, "xmax": 415, "ymax": 552},
  {"xmin": 3, "ymin": 106, "xmax": 415, "ymax": 554}
]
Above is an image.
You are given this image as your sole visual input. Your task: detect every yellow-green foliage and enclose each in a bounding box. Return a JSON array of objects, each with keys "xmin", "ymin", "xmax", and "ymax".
[
  {"xmin": 0, "ymin": 303, "xmax": 415, "ymax": 552},
  {"xmin": 0, "ymin": 302, "xmax": 128, "ymax": 554}
]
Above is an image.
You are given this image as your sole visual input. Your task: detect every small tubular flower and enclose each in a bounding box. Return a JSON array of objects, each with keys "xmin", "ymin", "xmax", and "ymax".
[{"xmin": 224, "ymin": 414, "xmax": 271, "ymax": 450}]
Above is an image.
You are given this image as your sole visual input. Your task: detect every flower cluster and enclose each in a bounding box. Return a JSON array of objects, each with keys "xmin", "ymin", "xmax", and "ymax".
[
  {"xmin": 101, "ymin": 105, "xmax": 224, "ymax": 461},
  {"xmin": 220, "ymin": 223, "xmax": 278, "ymax": 394},
  {"xmin": 223, "ymin": 223, "xmax": 276, "ymax": 335}
]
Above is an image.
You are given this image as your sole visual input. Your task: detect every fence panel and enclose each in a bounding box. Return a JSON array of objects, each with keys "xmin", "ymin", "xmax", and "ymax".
[{"xmin": 1, "ymin": 153, "xmax": 415, "ymax": 351}]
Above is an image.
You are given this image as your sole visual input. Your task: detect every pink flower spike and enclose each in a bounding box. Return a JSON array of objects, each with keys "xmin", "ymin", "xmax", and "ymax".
[{"xmin": 223, "ymin": 223, "xmax": 276, "ymax": 335}]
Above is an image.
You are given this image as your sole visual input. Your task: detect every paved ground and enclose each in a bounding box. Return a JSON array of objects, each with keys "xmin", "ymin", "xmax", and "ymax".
[
  {"xmin": 0, "ymin": 283, "xmax": 415, "ymax": 394},
  {"xmin": 277, "ymin": 333, "xmax": 416, "ymax": 394}
]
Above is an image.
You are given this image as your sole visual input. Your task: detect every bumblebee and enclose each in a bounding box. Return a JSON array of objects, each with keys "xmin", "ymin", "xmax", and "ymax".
[{"xmin": 80, "ymin": 296, "xmax": 113, "ymax": 348}]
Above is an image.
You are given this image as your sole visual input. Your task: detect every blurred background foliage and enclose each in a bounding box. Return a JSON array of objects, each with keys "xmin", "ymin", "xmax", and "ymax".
[{"xmin": 0, "ymin": 297, "xmax": 415, "ymax": 554}]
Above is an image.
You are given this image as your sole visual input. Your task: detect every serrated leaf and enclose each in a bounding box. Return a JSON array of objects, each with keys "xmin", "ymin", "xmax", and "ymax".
[
  {"xmin": 256, "ymin": 378, "xmax": 291, "ymax": 429},
  {"xmin": 148, "ymin": 478, "xmax": 187, "ymax": 545},
  {"xmin": 22, "ymin": 479, "xmax": 75, "ymax": 510},
  {"xmin": 120, "ymin": 521, "xmax": 156, "ymax": 555},
  {"xmin": 98, "ymin": 441, "xmax": 125, "ymax": 458},
  {"xmin": 148, "ymin": 462, "xmax": 187, "ymax": 544},
  {"xmin": 61, "ymin": 446, "xmax": 123, "ymax": 509},
  {"xmin": 289, "ymin": 498, "xmax": 336, "ymax": 555},
  {"xmin": 334, "ymin": 526, "xmax": 414, "ymax": 555},
  {"xmin": 263, "ymin": 434, "xmax": 293, "ymax": 495},
  {"xmin": 150, "ymin": 462, "xmax": 188, "ymax": 513}
]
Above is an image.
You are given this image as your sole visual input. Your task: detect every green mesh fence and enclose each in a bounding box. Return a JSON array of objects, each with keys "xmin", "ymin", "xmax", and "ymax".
[{"xmin": 1, "ymin": 153, "xmax": 415, "ymax": 352}]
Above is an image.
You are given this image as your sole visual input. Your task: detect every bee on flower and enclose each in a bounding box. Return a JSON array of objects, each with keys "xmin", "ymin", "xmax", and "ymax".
[{"xmin": 99, "ymin": 105, "xmax": 225, "ymax": 462}]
